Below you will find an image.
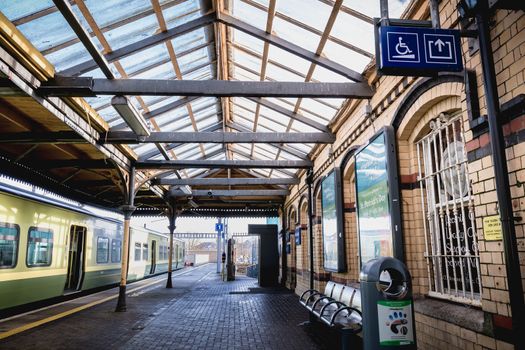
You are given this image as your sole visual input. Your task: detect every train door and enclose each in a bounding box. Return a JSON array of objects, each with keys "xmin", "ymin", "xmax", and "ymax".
[
  {"xmin": 65, "ymin": 225, "xmax": 86, "ymax": 291},
  {"xmin": 150, "ymin": 240, "xmax": 156, "ymax": 274}
]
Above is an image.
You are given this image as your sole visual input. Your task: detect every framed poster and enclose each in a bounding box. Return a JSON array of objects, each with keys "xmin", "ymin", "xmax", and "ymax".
[
  {"xmin": 295, "ymin": 226, "xmax": 302, "ymax": 245},
  {"xmin": 355, "ymin": 126, "xmax": 403, "ymax": 265},
  {"xmin": 321, "ymin": 168, "xmax": 346, "ymax": 272}
]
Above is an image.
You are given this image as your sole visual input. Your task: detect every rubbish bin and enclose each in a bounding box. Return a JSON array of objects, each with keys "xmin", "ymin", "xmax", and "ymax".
[{"xmin": 360, "ymin": 257, "xmax": 416, "ymax": 350}]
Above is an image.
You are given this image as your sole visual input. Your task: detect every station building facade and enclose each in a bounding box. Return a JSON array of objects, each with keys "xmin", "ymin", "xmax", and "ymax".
[{"xmin": 280, "ymin": 1, "xmax": 525, "ymax": 349}]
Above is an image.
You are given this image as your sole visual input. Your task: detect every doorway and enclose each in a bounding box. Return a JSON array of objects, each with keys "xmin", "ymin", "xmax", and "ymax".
[
  {"xmin": 65, "ymin": 225, "xmax": 85, "ymax": 291},
  {"xmin": 150, "ymin": 240, "xmax": 157, "ymax": 274}
]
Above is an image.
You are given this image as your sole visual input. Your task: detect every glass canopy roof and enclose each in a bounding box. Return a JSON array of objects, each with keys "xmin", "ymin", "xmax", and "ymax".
[{"xmin": 0, "ymin": 0, "xmax": 411, "ymax": 182}]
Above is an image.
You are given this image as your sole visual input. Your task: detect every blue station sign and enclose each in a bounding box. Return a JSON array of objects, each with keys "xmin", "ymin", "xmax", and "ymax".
[
  {"xmin": 215, "ymin": 223, "xmax": 224, "ymax": 232},
  {"xmin": 377, "ymin": 25, "xmax": 463, "ymax": 75}
]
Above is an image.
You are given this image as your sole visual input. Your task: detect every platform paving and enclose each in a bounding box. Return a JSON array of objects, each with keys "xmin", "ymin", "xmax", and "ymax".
[{"xmin": 0, "ymin": 264, "xmax": 346, "ymax": 350}]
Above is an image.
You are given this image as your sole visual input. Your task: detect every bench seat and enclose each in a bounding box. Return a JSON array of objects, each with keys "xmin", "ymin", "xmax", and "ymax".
[{"xmin": 299, "ymin": 281, "xmax": 362, "ymax": 334}]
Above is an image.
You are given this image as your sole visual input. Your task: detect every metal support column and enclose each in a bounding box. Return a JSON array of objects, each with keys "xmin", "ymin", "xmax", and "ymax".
[
  {"xmin": 166, "ymin": 195, "xmax": 177, "ymax": 289},
  {"xmin": 429, "ymin": 0, "xmax": 441, "ymax": 28},
  {"xmin": 475, "ymin": 4, "xmax": 525, "ymax": 348},
  {"xmin": 379, "ymin": 0, "xmax": 389, "ymax": 22},
  {"xmin": 306, "ymin": 169, "xmax": 315, "ymax": 290},
  {"xmin": 115, "ymin": 167, "xmax": 136, "ymax": 312}
]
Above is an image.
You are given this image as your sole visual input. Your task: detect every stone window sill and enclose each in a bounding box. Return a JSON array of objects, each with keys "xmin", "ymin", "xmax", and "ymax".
[{"xmin": 414, "ymin": 296, "xmax": 485, "ymax": 334}]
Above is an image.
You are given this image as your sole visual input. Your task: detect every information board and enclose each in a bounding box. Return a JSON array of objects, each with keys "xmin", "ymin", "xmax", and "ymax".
[
  {"xmin": 321, "ymin": 169, "xmax": 346, "ymax": 272},
  {"xmin": 355, "ymin": 127, "xmax": 403, "ymax": 264},
  {"xmin": 295, "ymin": 226, "xmax": 302, "ymax": 245}
]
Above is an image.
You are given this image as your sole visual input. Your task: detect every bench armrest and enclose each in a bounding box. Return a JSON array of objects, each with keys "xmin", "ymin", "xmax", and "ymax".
[
  {"xmin": 299, "ymin": 289, "xmax": 318, "ymax": 303},
  {"xmin": 330, "ymin": 306, "xmax": 363, "ymax": 333},
  {"xmin": 304, "ymin": 291, "xmax": 324, "ymax": 305},
  {"xmin": 311, "ymin": 296, "xmax": 333, "ymax": 311},
  {"xmin": 319, "ymin": 301, "xmax": 345, "ymax": 318}
]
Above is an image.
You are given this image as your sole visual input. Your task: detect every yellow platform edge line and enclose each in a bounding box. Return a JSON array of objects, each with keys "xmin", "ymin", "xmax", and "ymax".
[{"xmin": 0, "ymin": 277, "xmax": 164, "ymax": 340}]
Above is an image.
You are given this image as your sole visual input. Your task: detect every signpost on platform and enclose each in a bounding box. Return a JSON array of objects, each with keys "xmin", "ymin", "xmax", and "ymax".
[
  {"xmin": 376, "ymin": 25, "xmax": 463, "ymax": 76},
  {"xmin": 216, "ymin": 220, "xmax": 223, "ymax": 273}
]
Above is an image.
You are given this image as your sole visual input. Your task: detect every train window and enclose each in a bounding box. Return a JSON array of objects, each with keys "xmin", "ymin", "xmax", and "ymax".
[
  {"xmin": 134, "ymin": 243, "xmax": 141, "ymax": 261},
  {"xmin": 0, "ymin": 222, "xmax": 19, "ymax": 268},
  {"xmin": 27, "ymin": 227, "xmax": 53, "ymax": 267},
  {"xmin": 111, "ymin": 240, "xmax": 121, "ymax": 263},
  {"xmin": 143, "ymin": 243, "xmax": 148, "ymax": 261},
  {"xmin": 96, "ymin": 237, "xmax": 109, "ymax": 263}
]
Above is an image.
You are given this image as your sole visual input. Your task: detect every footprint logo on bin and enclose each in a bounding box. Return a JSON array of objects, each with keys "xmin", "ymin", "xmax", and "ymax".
[{"xmin": 387, "ymin": 312, "xmax": 409, "ymax": 335}]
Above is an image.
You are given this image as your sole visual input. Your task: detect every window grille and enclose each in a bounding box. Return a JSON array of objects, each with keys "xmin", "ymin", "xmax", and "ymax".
[{"xmin": 416, "ymin": 113, "xmax": 481, "ymax": 305}]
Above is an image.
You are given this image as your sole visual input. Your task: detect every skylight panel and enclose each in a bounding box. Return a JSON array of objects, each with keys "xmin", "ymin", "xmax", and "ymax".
[
  {"xmin": 264, "ymin": 62, "xmax": 305, "ymax": 82},
  {"xmin": 272, "ymin": 16, "xmax": 319, "ymax": 53},
  {"xmin": 322, "ymin": 40, "xmax": 371, "ymax": 73},
  {"xmin": 103, "ymin": 13, "xmax": 158, "ymax": 50},
  {"xmin": 232, "ymin": 48, "xmax": 261, "ymax": 73},
  {"xmin": 182, "ymin": 65, "xmax": 214, "ymax": 80},
  {"xmin": 231, "ymin": 0, "xmax": 267, "ymax": 32},
  {"xmin": 331, "ymin": 11, "xmax": 374, "ymax": 55},
  {"xmin": 118, "ymin": 44, "xmax": 170, "ymax": 75},
  {"xmin": 231, "ymin": 29, "xmax": 264, "ymax": 55},
  {"xmin": 83, "ymin": 0, "xmax": 151, "ymax": 28},
  {"xmin": 163, "ymin": 0, "xmax": 201, "ymax": 28},
  {"xmin": 171, "ymin": 26, "xmax": 209, "ymax": 52},
  {"xmin": 16, "ymin": 9, "xmax": 76, "ymax": 52},
  {"xmin": 0, "ymin": 1, "xmax": 54, "ymax": 22},
  {"xmin": 276, "ymin": 0, "xmax": 331, "ymax": 32}
]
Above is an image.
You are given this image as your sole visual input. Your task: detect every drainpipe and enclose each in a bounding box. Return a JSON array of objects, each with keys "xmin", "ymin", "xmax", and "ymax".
[
  {"xmin": 475, "ymin": 3, "xmax": 525, "ymax": 348},
  {"xmin": 306, "ymin": 168, "xmax": 315, "ymax": 290}
]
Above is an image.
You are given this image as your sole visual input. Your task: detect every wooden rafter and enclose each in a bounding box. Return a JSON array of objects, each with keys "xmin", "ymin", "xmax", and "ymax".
[
  {"xmin": 151, "ymin": 0, "xmax": 207, "ymax": 159},
  {"xmin": 74, "ymin": 0, "xmax": 188, "ymax": 178},
  {"xmin": 214, "ymin": 0, "xmax": 232, "ymax": 161},
  {"xmin": 249, "ymin": 0, "xmax": 276, "ymax": 159},
  {"xmin": 269, "ymin": 0, "xmax": 343, "ymax": 177}
]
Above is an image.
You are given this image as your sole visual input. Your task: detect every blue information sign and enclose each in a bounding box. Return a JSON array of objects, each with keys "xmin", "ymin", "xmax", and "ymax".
[
  {"xmin": 215, "ymin": 223, "xmax": 223, "ymax": 232},
  {"xmin": 377, "ymin": 26, "xmax": 462, "ymax": 75}
]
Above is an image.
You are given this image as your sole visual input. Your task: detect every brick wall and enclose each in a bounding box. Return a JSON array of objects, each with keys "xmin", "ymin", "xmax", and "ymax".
[{"xmin": 283, "ymin": 0, "xmax": 523, "ymax": 348}]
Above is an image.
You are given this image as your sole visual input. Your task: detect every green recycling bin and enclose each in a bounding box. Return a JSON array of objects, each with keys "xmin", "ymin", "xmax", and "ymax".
[{"xmin": 360, "ymin": 257, "xmax": 416, "ymax": 350}]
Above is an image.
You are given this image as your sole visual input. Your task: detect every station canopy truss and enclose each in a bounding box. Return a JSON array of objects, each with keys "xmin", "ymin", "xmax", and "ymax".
[{"xmin": 0, "ymin": 0, "xmax": 411, "ymax": 217}]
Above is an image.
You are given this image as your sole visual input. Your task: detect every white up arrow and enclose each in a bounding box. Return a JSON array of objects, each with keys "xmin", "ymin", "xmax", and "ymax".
[{"xmin": 434, "ymin": 39, "xmax": 446, "ymax": 52}]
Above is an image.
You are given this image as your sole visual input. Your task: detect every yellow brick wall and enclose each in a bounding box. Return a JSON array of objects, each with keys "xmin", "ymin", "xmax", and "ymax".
[{"xmin": 283, "ymin": 1, "xmax": 522, "ymax": 348}]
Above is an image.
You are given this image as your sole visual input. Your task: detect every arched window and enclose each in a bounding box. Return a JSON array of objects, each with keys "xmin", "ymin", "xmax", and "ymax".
[{"xmin": 416, "ymin": 113, "xmax": 481, "ymax": 304}]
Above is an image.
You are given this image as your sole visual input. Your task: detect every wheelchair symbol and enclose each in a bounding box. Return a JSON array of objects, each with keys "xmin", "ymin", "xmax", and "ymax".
[{"xmin": 392, "ymin": 36, "xmax": 415, "ymax": 59}]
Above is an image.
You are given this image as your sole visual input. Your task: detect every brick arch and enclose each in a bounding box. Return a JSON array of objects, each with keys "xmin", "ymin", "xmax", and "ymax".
[
  {"xmin": 287, "ymin": 205, "xmax": 297, "ymax": 230},
  {"xmin": 389, "ymin": 75, "xmax": 468, "ymax": 298},
  {"xmin": 392, "ymin": 74, "xmax": 464, "ymax": 142}
]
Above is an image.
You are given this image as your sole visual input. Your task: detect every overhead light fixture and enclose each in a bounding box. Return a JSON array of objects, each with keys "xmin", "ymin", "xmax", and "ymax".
[
  {"xmin": 111, "ymin": 95, "xmax": 150, "ymax": 136},
  {"xmin": 188, "ymin": 199, "xmax": 199, "ymax": 208},
  {"xmin": 457, "ymin": 0, "xmax": 480, "ymax": 18}
]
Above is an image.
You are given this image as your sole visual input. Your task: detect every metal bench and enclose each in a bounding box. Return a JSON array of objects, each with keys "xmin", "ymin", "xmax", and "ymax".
[
  {"xmin": 299, "ymin": 282, "xmax": 362, "ymax": 334},
  {"xmin": 299, "ymin": 281, "xmax": 336, "ymax": 310}
]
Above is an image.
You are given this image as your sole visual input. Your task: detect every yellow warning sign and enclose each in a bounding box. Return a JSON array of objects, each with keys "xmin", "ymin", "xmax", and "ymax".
[{"xmin": 483, "ymin": 216, "xmax": 502, "ymax": 241}]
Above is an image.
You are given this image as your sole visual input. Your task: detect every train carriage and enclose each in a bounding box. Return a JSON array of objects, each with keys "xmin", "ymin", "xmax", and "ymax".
[{"xmin": 0, "ymin": 184, "xmax": 184, "ymax": 312}]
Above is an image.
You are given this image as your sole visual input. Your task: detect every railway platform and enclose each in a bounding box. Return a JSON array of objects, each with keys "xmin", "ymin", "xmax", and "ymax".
[{"xmin": 0, "ymin": 264, "xmax": 343, "ymax": 350}]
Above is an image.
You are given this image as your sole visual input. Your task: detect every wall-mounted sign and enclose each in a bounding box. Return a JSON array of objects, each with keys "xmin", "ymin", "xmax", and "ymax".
[
  {"xmin": 376, "ymin": 25, "xmax": 463, "ymax": 76},
  {"xmin": 215, "ymin": 223, "xmax": 224, "ymax": 232},
  {"xmin": 378, "ymin": 300, "xmax": 415, "ymax": 346},
  {"xmin": 355, "ymin": 127, "xmax": 403, "ymax": 265},
  {"xmin": 483, "ymin": 215, "xmax": 502, "ymax": 241},
  {"xmin": 321, "ymin": 168, "xmax": 346, "ymax": 272},
  {"xmin": 295, "ymin": 226, "xmax": 302, "ymax": 245}
]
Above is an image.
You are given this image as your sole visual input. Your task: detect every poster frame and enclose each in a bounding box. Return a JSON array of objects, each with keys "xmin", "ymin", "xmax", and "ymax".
[
  {"xmin": 321, "ymin": 168, "xmax": 346, "ymax": 272},
  {"xmin": 354, "ymin": 125, "xmax": 404, "ymax": 265}
]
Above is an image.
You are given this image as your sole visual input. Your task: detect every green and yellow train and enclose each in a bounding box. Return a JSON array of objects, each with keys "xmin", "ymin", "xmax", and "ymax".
[{"xmin": 0, "ymin": 184, "xmax": 184, "ymax": 312}]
